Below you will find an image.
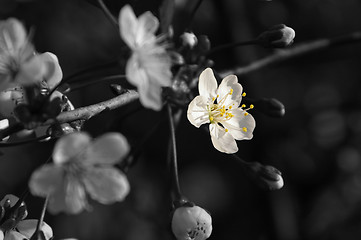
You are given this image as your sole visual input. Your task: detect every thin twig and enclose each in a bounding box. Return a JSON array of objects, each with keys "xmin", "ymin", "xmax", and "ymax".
[
  {"xmin": 44, "ymin": 90, "xmax": 139, "ymax": 125},
  {"xmin": 0, "ymin": 90, "xmax": 139, "ymax": 139},
  {"xmin": 97, "ymin": 0, "xmax": 119, "ymax": 29},
  {"xmin": 167, "ymin": 104, "xmax": 182, "ymax": 200},
  {"xmin": 219, "ymin": 31, "xmax": 361, "ymax": 77},
  {"xmin": 30, "ymin": 196, "xmax": 49, "ymax": 240},
  {"xmin": 207, "ymin": 40, "xmax": 257, "ymax": 56},
  {"xmin": 187, "ymin": 0, "xmax": 204, "ymax": 29}
]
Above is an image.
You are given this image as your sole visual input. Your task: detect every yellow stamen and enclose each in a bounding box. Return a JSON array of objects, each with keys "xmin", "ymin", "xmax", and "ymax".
[
  {"xmin": 242, "ymin": 127, "xmax": 248, "ymax": 132},
  {"xmin": 217, "ymin": 94, "xmax": 219, "ymax": 98},
  {"xmin": 242, "ymin": 92, "xmax": 246, "ymax": 97},
  {"xmin": 241, "ymin": 104, "xmax": 246, "ymax": 108},
  {"xmin": 229, "ymin": 89, "xmax": 233, "ymax": 95},
  {"xmin": 225, "ymin": 129, "xmax": 229, "ymax": 132},
  {"xmin": 212, "ymin": 97, "xmax": 215, "ymax": 102},
  {"xmin": 244, "ymin": 112, "xmax": 249, "ymax": 116},
  {"xmin": 229, "ymin": 106, "xmax": 232, "ymax": 109},
  {"xmin": 210, "ymin": 116, "xmax": 214, "ymax": 121},
  {"xmin": 250, "ymin": 104, "xmax": 254, "ymax": 109}
]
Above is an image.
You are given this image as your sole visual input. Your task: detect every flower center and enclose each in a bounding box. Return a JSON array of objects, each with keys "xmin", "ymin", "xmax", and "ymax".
[
  {"xmin": 208, "ymin": 89, "xmax": 235, "ymax": 124},
  {"xmin": 207, "ymin": 89, "xmax": 253, "ymax": 133}
]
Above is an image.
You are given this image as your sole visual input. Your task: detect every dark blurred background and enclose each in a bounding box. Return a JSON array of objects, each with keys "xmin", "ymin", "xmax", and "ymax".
[{"xmin": 1, "ymin": 0, "xmax": 361, "ymax": 239}]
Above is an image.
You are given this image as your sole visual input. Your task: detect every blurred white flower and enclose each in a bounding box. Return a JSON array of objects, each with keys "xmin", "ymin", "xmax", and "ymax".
[
  {"xmin": 119, "ymin": 4, "xmax": 172, "ymax": 111},
  {"xmin": 0, "ymin": 119, "xmax": 9, "ymax": 141},
  {"xmin": 0, "ymin": 194, "xmax": 53, "ymax": 240},
  {"xmin": 29, "ymin": 132, "xmax": 130, "ymax": 214},
  {"xmin": 187, "ymin": 68, "xmax": 256, "ymax": 154},
  {"xmin": 0, "ymin": 52, "xmax": 63, "ymax": 118},
  {"xmin": 171, "ymin": 205, "xmax": 212, "ymax": 240},
  {"xmin": 0, "ymin": 18, "xmax": 48, "ymax": 91}
]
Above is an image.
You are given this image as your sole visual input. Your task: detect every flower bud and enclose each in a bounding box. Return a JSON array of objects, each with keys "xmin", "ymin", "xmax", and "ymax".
[
  {"xmin": 254, "ymin": 98, "xmax": 285, "ymax": 118},
  {"xmin": 171, "ymin": 205, "xmax": 212, "ymax": 240},
  {"xmin": 257, "ymin": 24, "xmax": 295, "ymax": 48},
  {"xmin": 180, "ymin": 32, "xmax": 198, "ymax": 49},
  {"xmin": 248, "ymin": 162, "xmax": 284, "ymax": 190}
]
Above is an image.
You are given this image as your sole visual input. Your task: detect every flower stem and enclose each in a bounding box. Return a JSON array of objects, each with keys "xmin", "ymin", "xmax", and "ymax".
[
  {"xmin": 30, "ymin": 196, "xmax": 49, "ymax": 240},
  {"xmin": 167, "ymin": 104, "xmax": 182, "ymax": 201},
  {"xmin": 219, "ymin": 31, "xmax": 361, "ymax": 77},
  {"xmin": 97, "ymin": 0, "xmax": 119, "ymax": 30},
  {"xmin": 207, "ymin": 40, "xmax": 258, "ymax": 56}
]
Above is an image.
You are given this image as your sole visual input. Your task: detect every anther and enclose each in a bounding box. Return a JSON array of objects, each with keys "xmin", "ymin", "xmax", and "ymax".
[
  {"xmin": 225, "ymin": 129, "xmax": 229, "ymax": 132},
  {"xmin": 250, "ymin": 104, "xmax": 254, "ymax": 109},
  {"xmin": 242, "ymin": 92, "xmax": 246, "ymax": 97},
  {"xmin": 229, "ymin": 89, "xmax": 233, "ymax": 95},
  {"xmin": 241, "ymin": 104, "xmax": 246, "ymax": 108},
  {"xmin": 209, "ymin": 116, "xmax": 214, "ymax": 121},
  {"xmin": 244, "ymin": 112, "xmax": 249, "ymax": 116},
  {"xmin": 242, "ymin": 127, "xmax": 248, "ymax": 132}
]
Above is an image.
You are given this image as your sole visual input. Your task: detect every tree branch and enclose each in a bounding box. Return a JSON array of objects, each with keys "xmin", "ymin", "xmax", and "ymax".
[
  {"xmin": 219, "ymin": 31, "xmax": 361, "ymax": 77},
  {"xmin": 44, "ymin": 90, "xmax": 139, "ymax": 125}
]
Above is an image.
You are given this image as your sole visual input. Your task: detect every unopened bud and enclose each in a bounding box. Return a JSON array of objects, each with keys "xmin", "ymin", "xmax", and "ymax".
[
  {"xmin": 257, "ymin": 24, "xmax": 295, "ymax": 48},
  {"xmin": 248, "ymin": 162, "xmax": 284, "ymax": 190},
  {"xmin": 196, "ymin": 35, "xmax": 211, "ymax": 53},
  {"xmin": 172, "ymin": 205, "xmax": 212, "ymax": 240},
  {"xmin": 180, "ymin": 32, "xmax": 198, "ymax": 49},
  {"xmin": 255, "ymin": 98, "xmax": 285, "ymax": 118}
]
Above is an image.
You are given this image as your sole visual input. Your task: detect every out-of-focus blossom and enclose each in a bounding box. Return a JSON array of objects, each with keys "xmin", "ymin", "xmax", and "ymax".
[
  {"xmin": 0, "ymin": 18, "xmax": 48, "ymax": 91},
  {"xmin": 29, "ymin": 132, "xmax": 131, "ymax": 214},
  {"xmin": 187, "ymin": 68, "xmax": 255, "ymax": 154},
  {"xmin": 171, "ymin": 205, "xmax": 212, "ymax": 240},
  {"xmin": 256, "ymin": 24, "xmax": 295, "ymax": 48},
  {"xmin": 180, "ymin": 32, "xmax": 198, "ymax": 49},
  {"xmin": 119, "ymin": 4, "xmax": 172, "ymax": 111},
  {"xmin": 0, "ymin": 194, "xmax": 53, "ymax": 240},
  {"xmin": 0, "ymin": 52, "xmax": 63, "ymax": 119}
]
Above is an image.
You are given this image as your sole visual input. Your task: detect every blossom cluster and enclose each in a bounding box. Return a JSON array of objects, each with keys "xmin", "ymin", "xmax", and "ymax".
[{"xmin": 0, "ymin": 2, "xmax": 292, "ymax": 240}]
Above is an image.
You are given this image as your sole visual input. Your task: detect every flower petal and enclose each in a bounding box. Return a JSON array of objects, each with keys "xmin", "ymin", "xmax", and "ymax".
[
  {"xmin": 52, "ymin": 132, "xmax": 91, "ymax": 165},
  {"xmin": 217, "ymin": 74, "xmax": 243, "ymax": 107},
  {"xmin": 0, "ymin": 18, "xmax": 27, "ymax": 53},
  {"xmin": 0, "ymin": 119, "xmax": 9, "ymax": 141},
  {"xmin": 187, "ymin": 95, "xmax": 210, "ymax": 128},
  {"xmin": 142, "ymin": 52, "xmax": 172, "ymax": 87},
  {"xmin": 0, "ymin": 194, "xmax": 19, "ymax": 207},
  {"xmin": 222, "ymin": 109, "xmax": 255, "ymax": 140},
  {"xmin": 198, "ymin": 68, "xmax": 217, "ymax": 101},
  {"xmin": 85, "ymin": 132, "xmax": 130, "ymax": 165},
  {"xmin": 29, "ymin": 165, "xmax": 64, "ymax": 197},
  {"xmin": 119, "ymin": 4, "xmax": 138, "ymax": 49},
  {"xmin": 38, "ymin": 52, "xmax": 63, "ymax": 90},
  {"xmin": 16, "ymin": 219, "xmax": 53, "ymax": 240},
  {"xmin": 61, "ymin": 176, "xmax": 88, "ymax": 214},
  {"xmin": 136, "ymin": 11, "xmax": 159, "ymax": 46},
  {"xmin": 126, "ymin": 54, "xmax": 164, "ymax": 110},
  {"xmin": 4, "ymin": 230, "xmax": 26, "ymax": 240},
  {"xmin": 83, "ymin": 167, "xmax": 130, "ymax": 204},
  {"xmin": 16, "ymin": 54, "xmax": 47, "ymax": 86},
  {"xmin": 209, "ymin": 123, "xmax": 238, "ymax": 153}
]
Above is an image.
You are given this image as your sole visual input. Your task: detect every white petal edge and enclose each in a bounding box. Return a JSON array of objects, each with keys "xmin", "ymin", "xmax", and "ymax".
[
  {"xmin": 119, "ymin": 4, "xmax": 138, "ymax": 49},
  {"xmin": 209, "ymin": 123, "xmax": 238, "ymax": 154},
  {"xmin": 198, "ymin": 68, "xmax": 217, "ymax": 101},
  {"xmin": 52, "ymin": 132, "xmax": 91, "ymax": 165},
  {"xmin": 217, "ymin": 74, "xmax": 243, "ymax": 107},
  {"xmin": 83, "ymin": 167, "xmax": 130, "ymax": 204},
  {"xmin": 222, "ymin": 109, "xmax": 255, "ymax": 140},
  {"xmin": 187, "ymin": 95, "xmax": 210, "ymax": 128},
  {"xmin": 85, "ymin": 132, "xmax": 130, "ymax": 165},
  {"xmin": 16, "ymin": 219, "xmax": 53, "ymax": 240}
]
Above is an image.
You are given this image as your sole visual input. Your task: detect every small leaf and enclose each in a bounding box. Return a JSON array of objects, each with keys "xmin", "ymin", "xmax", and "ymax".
[{"xmin": 159, "ymin": 0, "xmax": 175, "ymax": 34}]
